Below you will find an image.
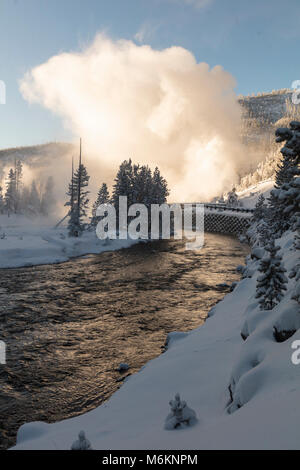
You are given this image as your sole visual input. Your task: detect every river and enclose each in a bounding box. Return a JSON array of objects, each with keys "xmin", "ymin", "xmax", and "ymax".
[{"xmin": 0, "ymin": 233, "xmax": 248, "ymax": 449}]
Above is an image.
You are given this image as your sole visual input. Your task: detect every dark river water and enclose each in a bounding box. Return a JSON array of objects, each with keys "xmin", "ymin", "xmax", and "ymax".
[{"xmin": 0, "ymin": 234, "xmax": 248, "ymax": 450}]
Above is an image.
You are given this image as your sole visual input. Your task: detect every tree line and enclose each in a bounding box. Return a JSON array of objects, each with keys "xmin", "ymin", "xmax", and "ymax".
[
  {"xmin": 0, "ymin": 160, "xmax": 55, "ymax": 217},
  {"xmin": 251, "ymin": 120, "xmax": 300, "ymax": 311},
  {"xmin": 66, "ymin": 156, "xmax": 169, "ymax": 237}
]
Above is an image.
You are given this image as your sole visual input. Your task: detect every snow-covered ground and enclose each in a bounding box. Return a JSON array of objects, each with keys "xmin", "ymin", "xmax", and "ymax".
[
  {"xmin": 0, "ymin": 180, "xmax": 273, "ymax": 269},
  {"xmin": 7, "ymin": 180, "xmax": 300, "ymax": 450},
  {"xmin": 238, "ymin": 179, "xmax": 274, "ymax": 209},
  {"xmin": 12, "ymin": 224, "xmax": 300, "ymax": 449},
  {"xmin": 0, "ymin": 215, "xmax": 137, "ymax": 269}
]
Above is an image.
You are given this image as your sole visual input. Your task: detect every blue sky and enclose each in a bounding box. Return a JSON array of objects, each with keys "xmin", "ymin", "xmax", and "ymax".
[{"xmin": 1, "ymin": 0, "xmax": 300, "ymax": 148}]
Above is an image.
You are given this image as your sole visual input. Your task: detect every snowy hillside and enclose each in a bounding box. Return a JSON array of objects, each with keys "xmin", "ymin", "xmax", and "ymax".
[
  {"xmin": 238, "ymin": 179, "xmax": 274, "ymax": 209},
  {"xmin": 12, "ymin": 230, "xmax": 300, "ymax": 450},
  {"xmin": 0, "ymin": 143, "xmax": 74, "ymax": 179},
  {"xmin": 239, "ymin": 90, "xmax": 293, "ymax": 126}
]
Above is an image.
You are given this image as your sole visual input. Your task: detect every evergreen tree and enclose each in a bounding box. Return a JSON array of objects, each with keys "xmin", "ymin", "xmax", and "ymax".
[
  {"xmin": 227, "ymin": 188, "xmax": 239, "ymax": 207},
  {"xmin": 14, "ymin": 160, "xmax": 23, "ymax": 213},
  {"xmin": 0, "ymin": 186, "xmax": 4, "ymax": 214},
  {"xmin": 20, "ymin": 186, "xmax": 30, "ymax": 214},
  {"xmin": 111, "ymin": 159, "xmax": 134, "ymax": 208},
  {"xmin": 253, "ymin": 194, "xmax": 267, "ymax": 223},
  {"xmin": 132, "ymin": 164, "xmax": 153, "ymax": 206},
  {"xmin": 256, "ymin": 239, "xmax": 288, "ymax": 310},
  {"xmin": 66, "ymin": 163, "xmax": 90, "ymax": 237},
  {"xmin": 111, "ymin": 159, "xmax": 169, "ymax": 232},
  {"xmin": 29, "ymin": 180, "xmax": 41, "ymax": 215},
  {"xmin": 90, "ymin": 183, "xmax": 110, "ymax": 227},
  {"xmin": 40, "ymin": 176, "xmax": 55, "ymax": 216},
  {"xmin": 5, "ymin": 169, "xmax": 16, "ymax": 215},
  {"xmin": 268, "ymin": 121, "xmax": 300, "ymax": 235},
  {"xmin": 257, "ymin": 219, "xmax": 271, "ymax": 247},
  {"xmin": 152, "ymin": 167, "xmax": 169, "ymax": 205}
]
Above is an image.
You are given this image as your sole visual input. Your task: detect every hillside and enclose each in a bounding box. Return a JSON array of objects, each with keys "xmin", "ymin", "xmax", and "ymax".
[{"xmin": 0, "ymin": 142, "xmax": 74, "ymax": 180}]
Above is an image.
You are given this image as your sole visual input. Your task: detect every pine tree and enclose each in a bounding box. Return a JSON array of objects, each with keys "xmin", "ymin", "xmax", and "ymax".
[
  {"xmin": 257, "ymin": 219, "xmax": 271, "ymax": 247},
  {"xmin": 289, "ymin": 227, "xmax": 300, "ymax": 304},
  {"xmin": 14, "ymin": 160, "xmax": 23, "ymax": 213},
  {"xmin": 67, "ymin": 163, "xmax": 90, "ymax": 237},
  {"xmin": 227, "ymin": 188, "xmax": 239, "ymax": 207},
  {"xmin": 268, "ymin": 121, "xmax": 300, "ymax": 235},
  {"xmin": 20, "ymin": 186, "xmax": 30, "ymax": 214},
  {"xmin": 90, "ymin": 183, "xmax": 110, "ymax": 227},
  {"xmin": 111, "ymin": 159, "xmax": 134, "ymax": 208},
  {"xmin": 5, "ymin": 169, "xmax": 16, "ymax": 216},
  {"xmin": 40, "ymin": 176, "xmax": 55, "ymax": 216},
  {"xmin": 132, "ymin": 164, "xmax": 153, "ymax": 206},
  {"xmin": 0, "ymin": 186, "xmax": 4, "ymax": 214},
  {"xmin": 29, "ymin": 180, "xmax": 41, "ymax": 215},
  {"xmin": 253, "ymin": 194, "xmax": 267, "ymax": 222},
  {"xmin": 152, "ymin": 167, "xmax": 169, "ymax": 205},
  {"xmin": 256, "ymin": 239, "xmax": 288, "ymax": 310}
]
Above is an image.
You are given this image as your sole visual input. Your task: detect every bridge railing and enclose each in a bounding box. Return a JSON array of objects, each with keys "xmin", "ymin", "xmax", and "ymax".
[
  {"xmin": 179, "ymin": 203, "xmax": 254, "ymax": 214},
  {"xmin": 203, "ymin": 204, "xmax": 254, "ymax": 214}
]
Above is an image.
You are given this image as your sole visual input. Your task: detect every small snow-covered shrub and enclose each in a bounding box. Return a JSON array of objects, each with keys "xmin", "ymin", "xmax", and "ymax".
[
  {"xmin": 71, "ymin": 430, "xmax": 92, "ymax": 450},
  {"xmin": 165, "ymin": 394, "xmax": 197, "ymax": 430}
]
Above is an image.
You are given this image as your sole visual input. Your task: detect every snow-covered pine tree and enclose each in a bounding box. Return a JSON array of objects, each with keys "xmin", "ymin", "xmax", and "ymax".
[
  {"xmin": 90, "ymin": 183, "xmax": 110, "ymax": 227},
  {"xmin": 5, "ymin": 168, "xmax": 16, "ymax": 216},
  {"xmin": 289, "ymin": 225, "xmax": 300, "ymax": 304},
  {"xmin": 256, "ymin": 239, "xmax": 288, "ymax": 310},
  {"xmin": 268, "ymin": 121, "xmax": 300, "ymax": 235},
  {"xmin": 253, "ymin": 194, "xmax": 267, "ymax": 223},
  {"xmin": 257, "ymin": 219, "xmax": 271, "ymax": 247}
]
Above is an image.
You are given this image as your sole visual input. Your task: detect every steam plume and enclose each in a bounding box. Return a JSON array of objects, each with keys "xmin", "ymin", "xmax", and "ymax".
[{"xmin": 20, "ymin": 34, "xmax": 246, "ymax": 202}]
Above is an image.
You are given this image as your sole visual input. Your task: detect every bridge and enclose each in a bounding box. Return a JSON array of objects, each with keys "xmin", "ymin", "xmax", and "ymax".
[{"xmin": 182, "ymin": 203, "xmax": 254, "ymax": 236}]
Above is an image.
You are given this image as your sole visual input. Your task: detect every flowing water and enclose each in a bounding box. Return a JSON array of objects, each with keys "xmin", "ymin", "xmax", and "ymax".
[{"xmin": 0, "ymin": 234, "xmax": 248, "ymax": 449}]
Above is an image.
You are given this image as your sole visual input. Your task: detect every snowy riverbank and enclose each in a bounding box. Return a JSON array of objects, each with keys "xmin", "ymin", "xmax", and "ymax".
[
  {"xmin": 12, "ymin": 226, "xmax": 300, "ymax": 450},
  {"xmin": 0, "ymin": 215, "xmax": 137, "ymax": 269}
]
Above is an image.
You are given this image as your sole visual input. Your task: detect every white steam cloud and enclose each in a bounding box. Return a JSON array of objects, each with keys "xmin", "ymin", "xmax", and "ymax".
[{"xmin": 20, "ymin": 34, "xmax": 246, "ymax": 202}]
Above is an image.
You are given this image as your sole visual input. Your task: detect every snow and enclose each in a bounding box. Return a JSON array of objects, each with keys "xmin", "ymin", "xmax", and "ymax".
[
  {"xmin": 237, "ymin": 179, "xmax": 275, "ymax": 208},
  {"xmin": 0, "ymin": 215, "xmax": 137, "ymax": 269},
  {"xmin": 12, "ymin": 227, "xmax": 300, "ymax": 449}
]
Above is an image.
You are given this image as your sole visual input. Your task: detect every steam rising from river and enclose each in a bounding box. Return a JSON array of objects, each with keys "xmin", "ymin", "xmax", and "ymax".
[{"xmin": 20, "ymin": 34, "xmax": 246, "ymax": 201}]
